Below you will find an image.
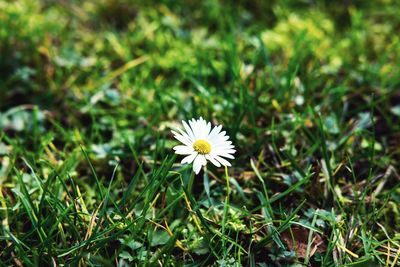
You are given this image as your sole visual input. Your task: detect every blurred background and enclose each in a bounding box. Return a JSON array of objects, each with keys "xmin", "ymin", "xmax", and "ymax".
[
  {"xmin": 1, "ymin": 0, "xmax": 399, "ymax": 166},
  {"xmin": 1, "ymin": 0, "xmax": 399, "ymax": 142}
]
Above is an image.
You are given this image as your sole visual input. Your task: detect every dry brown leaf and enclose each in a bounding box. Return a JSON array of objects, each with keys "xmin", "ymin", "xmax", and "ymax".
[{"xmin": 281, "ymin": 226, "xmax": 326, "ymax": 259}]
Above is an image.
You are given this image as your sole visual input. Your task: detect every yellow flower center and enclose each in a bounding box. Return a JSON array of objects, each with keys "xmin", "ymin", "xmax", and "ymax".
[{"xmin": 193, "ymin": 139, "xmax": 211, "ymax": 154}]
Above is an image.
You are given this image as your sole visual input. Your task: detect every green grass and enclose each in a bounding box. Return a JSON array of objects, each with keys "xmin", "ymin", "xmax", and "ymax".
[{"xmin": 1, "ymin": 0, "xmax": 400, "ymax": 266}]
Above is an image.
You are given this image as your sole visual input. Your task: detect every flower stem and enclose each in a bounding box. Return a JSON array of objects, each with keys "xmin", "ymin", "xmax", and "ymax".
[
  {"xmin": 187, "ymin": 171, "xmax": 195, "ymax": 194},
  {"xmin": 221, "ymin": 166, "xmax": 230, "ymax": 255}
]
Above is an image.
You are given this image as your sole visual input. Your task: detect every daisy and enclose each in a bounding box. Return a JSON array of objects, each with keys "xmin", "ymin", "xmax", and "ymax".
[{"xmin": 172, "ymin": 117, "xmax": 236, "ymax": 174}]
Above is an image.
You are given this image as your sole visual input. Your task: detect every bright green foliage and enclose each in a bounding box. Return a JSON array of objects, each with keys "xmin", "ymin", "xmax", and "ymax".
[{"xmin": 1, "ymin": 0, "xmax": 400, "ymax": 266}]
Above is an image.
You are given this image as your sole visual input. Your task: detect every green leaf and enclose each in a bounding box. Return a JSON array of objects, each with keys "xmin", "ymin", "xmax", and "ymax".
[
  {"xmin": 150, "ymin": 230, "xmax": 170, "ymax": 246},
  {"xmin": 119, "ymin": 251, "xmax": 134, "ymax": 262}
]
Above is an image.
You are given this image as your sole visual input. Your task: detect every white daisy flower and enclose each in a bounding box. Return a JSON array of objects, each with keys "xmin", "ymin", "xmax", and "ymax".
[{"xmin": 172, "ymin": 117, "xmax": 236, "ymax": 174}]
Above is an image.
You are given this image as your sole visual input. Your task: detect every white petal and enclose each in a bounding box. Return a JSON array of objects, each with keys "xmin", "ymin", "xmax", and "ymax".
[
  {"xmin": 203, "ymin": 122, "xmax": 211, "ymax": 139},
  {"xmin": 182, "ymin": 120, "xmax": 195, "ymax": 140},
  {"xmin": 208, "ymin": 125, "xmax": 222, "ymax": 140},
  {"xmin": 214, "ymin": 144, "xmax": 234, "ymax": 149},
  {"xmin": 214, "ymin": 148, "xmax": 236, "ymax": 155},
  {"xmin": 214, "ymin": 147, "xmax": 235, "ymax": 153},
  {"xmin": 173, "ymin": 145, "xmax": 194, "ymax": 155},
  {"xmin": 190, "ymin": 117, "xmax": 208, "ymax": 139},
  {"xmin": 172, "ymin": 131, "xmax": 192, "ymax": 146},
  {"xmin": 206, "ymin": 154, "xmax": 221, "ymax": 167},
  {"xmin": 189, "ymin": 119, "xmax": 200, "ymax": 140},
  {"xmin": 195, "ymin": 118, "xmax": 204, "ymax": 137},
  {"xmin": 199, "ymin": 154, "xmax": 207, "ymax": 166},
  {"xmin": 213, "ymin": 141, "xmax": 233, "ymax": 147},
  {"xmin": 214, "ymin": 140, "xmax": 232, "ymax": 145},
  {"xmin": 212, "ymin": 143, "xmax": 231, "ymax": 150},
  {"xmin": 212, "ymin": 148, "xmax": 235, "ymax": 158},
  {"xmin": 181, "ymin": 152, "xmax": 197, "ymax": 164},
  {"xmin": 213, "ymin": 155, "xmax": 232, "ymax": 167},
  {"xmin": 200, "ymin": 120, "xmax": 210, "ymax": 139},
  {"xmin": 214, "ymin": 152, "xmax": 235, "ymax": 159},
  {"xmin": 213, "ymin": 135, "xmax": 229, "ymax": 144},
  {"xmin": 193, "ymin": 155, "xmax": 203, "ymax": 174},
  {"xmin": 176, "ymin": 127, "xmax": 194, "ymax": 142},
  {"xmin": 210, "ymin": 135, "xmax": 229, "ymax": 144}
]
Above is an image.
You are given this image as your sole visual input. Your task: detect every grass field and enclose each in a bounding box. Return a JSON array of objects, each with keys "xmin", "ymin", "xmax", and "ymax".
[{"xmin": 1, "ymin": 0, "xmax": 400, "ymax": 266}]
